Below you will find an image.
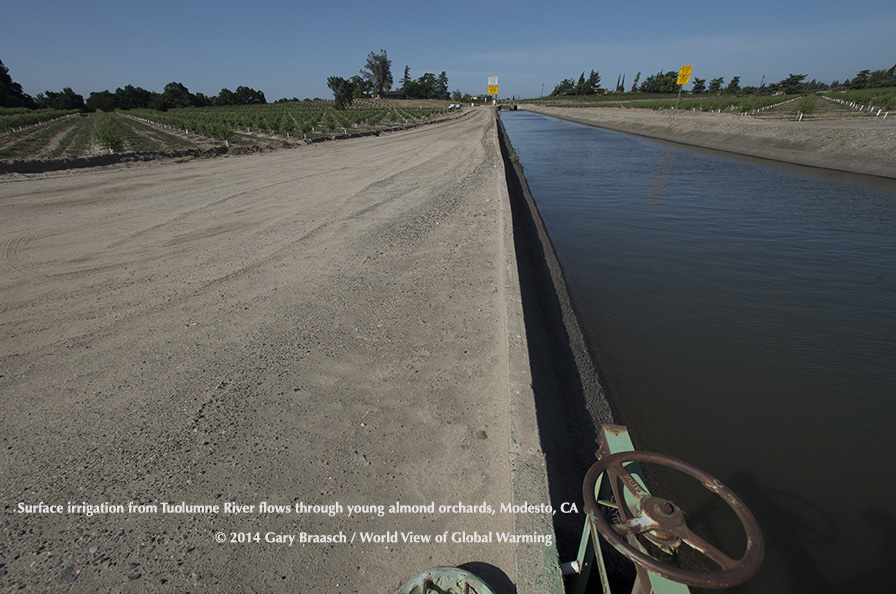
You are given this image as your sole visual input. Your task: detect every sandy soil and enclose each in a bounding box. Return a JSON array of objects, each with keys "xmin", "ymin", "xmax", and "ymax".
[
  {"xmin": 0, "ymin": 108, "xmax": 522, "ymax": 592},
  {"xmin": 520, "ymin": 105, "xmax": 896, "ymax": 179}
]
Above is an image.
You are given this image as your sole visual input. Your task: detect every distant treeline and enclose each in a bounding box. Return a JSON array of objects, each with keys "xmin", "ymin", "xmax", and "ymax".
[
  {"xmin": 550, "ymin": 65, "xmax": 896, "ymax": 97},
  {"xmin": 1, "ymin": 60, "xmax": 266, "ymax": 111}
]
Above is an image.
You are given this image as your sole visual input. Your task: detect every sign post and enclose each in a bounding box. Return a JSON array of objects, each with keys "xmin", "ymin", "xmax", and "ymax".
[
  {"xmin": 488, "ymin": 76, "xmax": 499, "ymax": 105},
  {"xmin": 674, "ymin": 65, "xmax": 692, "ymax": 120}
]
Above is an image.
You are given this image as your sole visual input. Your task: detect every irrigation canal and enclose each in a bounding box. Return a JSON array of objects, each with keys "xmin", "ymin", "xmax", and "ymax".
[{"xmin": 499, "ymin": 110, "xmax": 896, "ymax": 593}]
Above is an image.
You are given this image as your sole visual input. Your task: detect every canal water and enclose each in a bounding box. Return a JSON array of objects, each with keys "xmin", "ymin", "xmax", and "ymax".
[{"xmin": 500, "ymin": 110, "xmax": 896, "ymax": 593}]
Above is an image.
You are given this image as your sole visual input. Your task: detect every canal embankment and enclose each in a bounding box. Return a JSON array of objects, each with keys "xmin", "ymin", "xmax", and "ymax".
[
  {"xmin": 519, "ymin": 104, "xmax": 896, "ymax": 179},
  {"xmin": 496, "ymin": 113, "xmax": 616, "ymax": 570}
]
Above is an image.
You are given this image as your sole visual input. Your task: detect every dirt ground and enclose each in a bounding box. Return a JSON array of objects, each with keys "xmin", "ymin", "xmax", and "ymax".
[
  {"xmin": 0, "ymin": 108, "xmax": 522, "ymax": 592},
  {"xmin": 520, "ymin": 105, "xmax": 896, "ymax": 179}
]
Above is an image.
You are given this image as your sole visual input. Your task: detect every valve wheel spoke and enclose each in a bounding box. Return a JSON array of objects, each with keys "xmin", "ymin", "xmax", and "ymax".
[{"xmin": 671, "ymin": 525, "xmax": 738, "ymax": 569}]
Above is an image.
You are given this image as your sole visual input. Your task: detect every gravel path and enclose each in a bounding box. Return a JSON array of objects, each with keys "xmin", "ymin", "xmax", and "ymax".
[
  {"xmin": 520, "ymin": 105, "xmax": 896, "ymax": 179},
  {"xmin": 1, "ymin": 108, "xmax": 521, "ymax": 592}
]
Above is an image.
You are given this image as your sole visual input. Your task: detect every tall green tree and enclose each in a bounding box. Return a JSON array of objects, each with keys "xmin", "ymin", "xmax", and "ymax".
[
  {"xmin": 401, "ymin": 65, "xmax": 411, "ymax": 92},
  {"xmin": 36, "ymin": 87, "xmax": 85, "ymax": 110},
  {"xmin": 615, "ymin": 74, "xmax": 625, "ymax": 92},
  {"xmin": 235, "ymin": 86, "xmax": 266, "ymax": 104},
  {"xmin": 436, "ymin": 72, "xmax": 449, "ymax": 99},
  {"xmin": 691, "ymin": 77, "xmax": 706, "ymax": 93},
  {"xmin": 725, "ymin": 76, "xmax": 741, "ymax": 94},
  {"xmin": 552, "ymin": 69, "xmax": 600, "ymax": 96},
  {"xmin": 360, "ymin": 49, "xmax": 392, "ymax": 98},
  {"xmin": 114, "ymin": 85, "xmax": 152, "ymax": 109},
  {"xmin": 161, "ymin": 82, "xmax": 193, "ymax": 109},
  {"xmin": 575, "ymin": 70, "xmax": 600, "ymax": 94},
  {"xmin": 86, "ymin": 90, "xmax": 116, "ymax": 112},
  {"xmin": 216, "ymin": 88, "xmax": 237, "ymax": 105},
  {"xmin": 327, "ymin": 76, "xmax": 355, "ymax": 110},
  {"xmin": 0, "ymin": 60, "xmax": 35, "ymax": 108},
  {"xmin": 550, "ymin": 77, "xmax": 576, "ymax": 96},
  {"xmin": 708, "ymin": 77, "xmax": 724, "ymax": 94},
  {"xmin": 349, "ymin": 75, "xmax": 371, "ymax": 98},
  {"xmin": 778, "ymin": 73, "xmax": 807, "ymax": 94},
  {"xmin": 850, "ymin": 69, "xmax": 871, "ymax": 89},
  {"xmin": 638, "ymin": 71, "xmax": 678, "ymax": 93}
]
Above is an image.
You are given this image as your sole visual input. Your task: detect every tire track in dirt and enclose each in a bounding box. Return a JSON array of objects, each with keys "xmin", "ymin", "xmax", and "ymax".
[{"xmin": 2, "ymin": 236, "xmax": 39, "ymax": 278}]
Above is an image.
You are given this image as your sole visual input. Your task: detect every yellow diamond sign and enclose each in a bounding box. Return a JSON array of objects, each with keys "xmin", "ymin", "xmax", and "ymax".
[{"xmin": 677, "ymin": 65, "xmax": 693, "ymax": 85}]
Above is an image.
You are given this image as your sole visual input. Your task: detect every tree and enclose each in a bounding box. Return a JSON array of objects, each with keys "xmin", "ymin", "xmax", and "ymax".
[
  {"xmin": 630, "ymin": 72, "xmax": 641, "ymax": 93},
  {"xmin": 417, "ymin": 73, "xmax": 438, "ymax": 98},
  {"xmin": 86, "ymin": 90, "xmax": 116, "ymax": 112},
  {"xmin": 93, "ymin": 111, "xmax": 124, "ymax": 152},
  {"xmin": 360, "ymin": 49, "xmax": 392, "ymax": 98},
  {"xmin": 708, "ymin": 77, "xmax": 724, "ymax": 94},
  {"xmin": 638, "ymin": 71, "xmax": 678, "ymax": 93},
  {"xmin": 401, "ymin": 66, "xmax": 411, "ymax": 91},
  {"xmin": 552, "ymin": 69, "xmax": 600, "ymax": 96},
  {"xmin": 235, "ymin": 86, "xmax": 266, "ymax": 104},
  {"xmin": 36, "ymin": 87, "xmax": 85, "ymax": 110},
  {"xmin": 401, "ymin": 72, "xmax": 449, "ymax": 99},
  {"xmin": 161, "ymin": 82, "xmax": 193, "ymax": 109},
  {"xmin": 691, "ymin": 77, "xmax": 706, "ymax": 94},
  {"xmin": 436, "ymin": 72, "xmax": 449, "ymax": 99},
  {"xmin": 574, "ymin": 70, "xmax": 600, "ymax": 95},
  {"xmin": 851, "ymin": 69, "xmax": 871, "ymax": 89},
  {"xmin": 0, "ymin": 60, "xmax": 35, "ymax": 108},
  {"xmin": 193, "ymin": 92, "xmax": 212, "ymax": 107},
  {"xmin": 586, "ymin": 69, "xmax": 601, "ymax": 93},
  {"xmin": 550, "ymin": 77, "xmax": 576, "ymax": 96},
  {"xmin": 327, "ymin": 76, "xmax": 355, "ymax": 110},
  {"xmin": 115, "ymin": 85, "xmax": 152, "ymax": 109},
  {"xmin": 778, "ymin": 73, "xmax": 807, "ymax": 94},
  {"xmin": 725, "ymin": 76, "xmax": 741, "ymax": 94},
  {"xmin": 216, "ymin": 88, "xmax": 237, "ymax": 105},
  {"xmin": 349, "ymin": 75, "xmax": 371, "ymax": 98}
]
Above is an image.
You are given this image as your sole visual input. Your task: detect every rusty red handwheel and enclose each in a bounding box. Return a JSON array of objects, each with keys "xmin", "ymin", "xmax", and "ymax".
[{"xmin": 583, "ymin": 451, "xmax": 764, "ymax": 589}]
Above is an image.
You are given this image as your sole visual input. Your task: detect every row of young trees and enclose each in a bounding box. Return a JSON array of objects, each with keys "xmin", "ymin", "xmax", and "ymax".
[
  {"xmin": 1, "ymin": 59, "xmax": 266, "ymax": 111},
  {"xmin": 548, "ymin": 65, "xmax": 896, "ymax": 97}
]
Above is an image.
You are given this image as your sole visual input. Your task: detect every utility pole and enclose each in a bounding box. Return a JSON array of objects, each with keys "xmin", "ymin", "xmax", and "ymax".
[{"xmin": 541, "ymin": 83, "xmax": 544, "ymax": 98}]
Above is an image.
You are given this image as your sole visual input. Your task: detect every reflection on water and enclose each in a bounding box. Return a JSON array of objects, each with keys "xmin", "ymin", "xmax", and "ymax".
[
  {"xmin": 500, "ymin": 110, "xmax": 896, "ymax": 593},
  {"xmin": 647, "ymin": 149, "xmax": 673, "ymax": 213}
]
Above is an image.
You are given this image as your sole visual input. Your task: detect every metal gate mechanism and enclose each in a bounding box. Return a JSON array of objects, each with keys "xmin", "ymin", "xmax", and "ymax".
[{"xmin": 567, "ymin": 425, "xmax": 764, "ymax": 593}]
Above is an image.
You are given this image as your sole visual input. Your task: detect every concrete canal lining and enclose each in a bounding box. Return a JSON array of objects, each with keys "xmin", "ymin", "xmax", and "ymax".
[{"xmin": 496, "ymin": 113, "xmax": 617, "ymax": 587}]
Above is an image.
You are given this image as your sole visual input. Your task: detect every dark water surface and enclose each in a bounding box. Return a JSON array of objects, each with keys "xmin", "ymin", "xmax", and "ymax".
[{"xmin": 500, "ymin": 110, "xmax": 896, "ymax": 593}]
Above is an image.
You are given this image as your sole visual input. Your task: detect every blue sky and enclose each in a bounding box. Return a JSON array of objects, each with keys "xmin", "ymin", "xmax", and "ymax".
[{"xmin": 3, "ymin": 0, "xmax": 894, "ymax": 101}]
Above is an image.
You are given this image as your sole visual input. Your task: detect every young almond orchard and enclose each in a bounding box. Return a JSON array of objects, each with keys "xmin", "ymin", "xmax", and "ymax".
[{"xmin": 0, "ymin": 100, "xmax": 459, "ymax": 163}]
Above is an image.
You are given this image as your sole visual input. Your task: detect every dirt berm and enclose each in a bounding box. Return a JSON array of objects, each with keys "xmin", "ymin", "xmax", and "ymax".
[{"xmin": 520, "ymin": 105, "xmax": 896, "ymax": 179}]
